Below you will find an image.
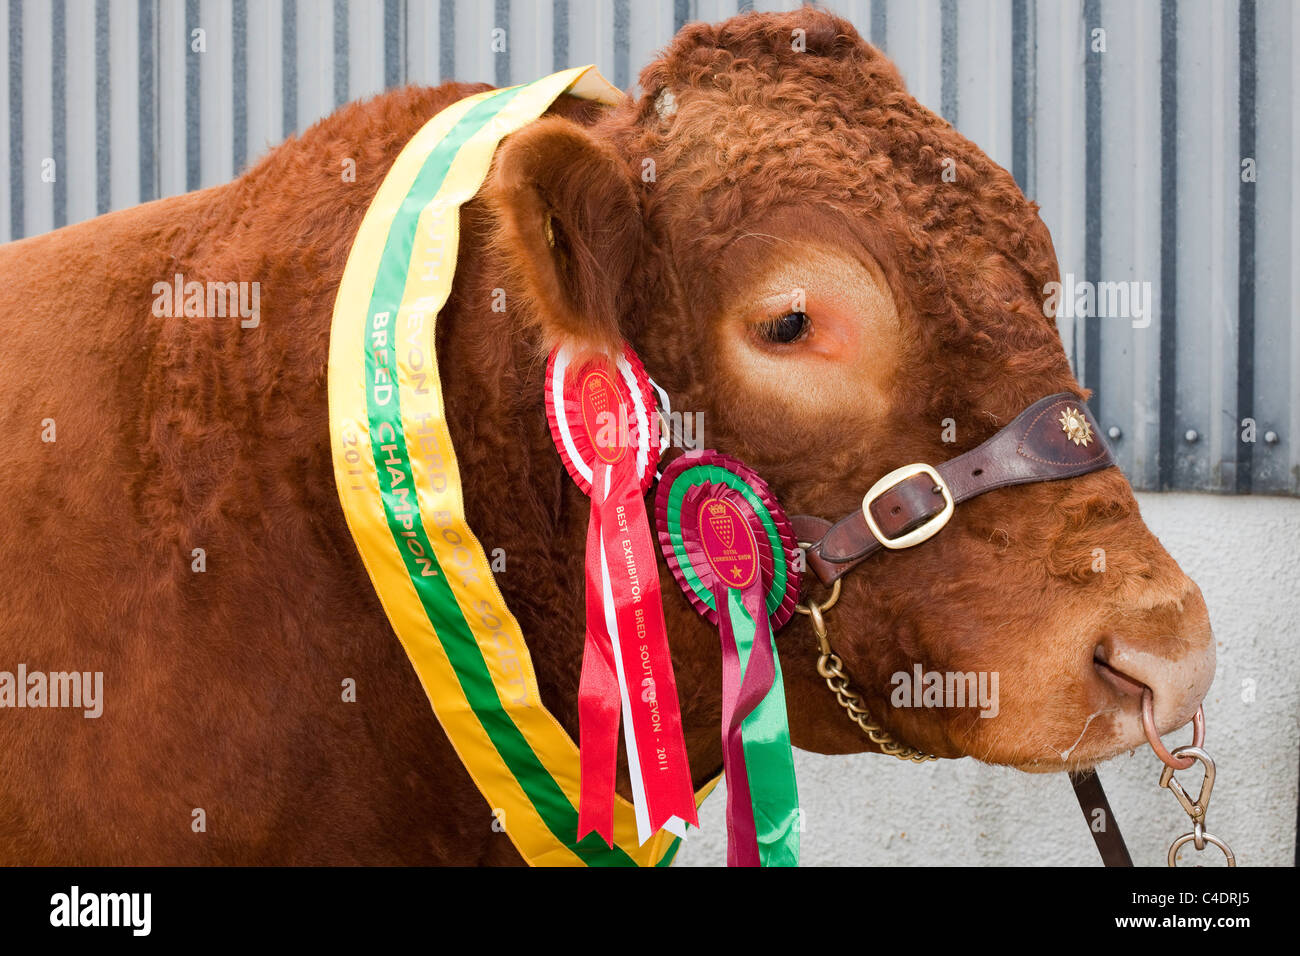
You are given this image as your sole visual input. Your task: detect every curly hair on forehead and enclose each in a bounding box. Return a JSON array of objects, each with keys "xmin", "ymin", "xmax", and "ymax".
[
  {"xmin": 592, "ymin": 6, "xmax": 1069, "ymax": 423},
  {"xmin": 642, "ymin": 6, "xmax": 882, "ymax": 88}
]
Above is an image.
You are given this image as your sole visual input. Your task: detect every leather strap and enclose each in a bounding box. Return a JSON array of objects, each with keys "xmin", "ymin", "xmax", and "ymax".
[
  {"xmin": 793, "ymin": 394, "xmax": 1116, "ymax": 585},
  {"xmin": 1068, "ymin": 770, "xmax": 1134, "ymax": 867}
]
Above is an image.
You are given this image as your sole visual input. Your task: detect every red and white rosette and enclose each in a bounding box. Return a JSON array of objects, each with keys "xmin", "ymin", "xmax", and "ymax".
[{"xmin": 545, "ymin": 343, "xmax": 697, "ymax": 846}]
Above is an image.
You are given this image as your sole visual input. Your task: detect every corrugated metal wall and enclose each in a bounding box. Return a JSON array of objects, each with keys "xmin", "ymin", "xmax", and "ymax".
[{"xmin": 3, "ymin": 0, "xmax": 1297, "ymax": 494}]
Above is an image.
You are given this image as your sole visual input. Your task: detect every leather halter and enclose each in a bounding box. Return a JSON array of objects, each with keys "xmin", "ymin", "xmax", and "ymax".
[
  {"xmin": 790, "ymin": 393, "xmax": 1116, "ymax": 585},
  {"xmin": 786, "ymin": 393, "xmax": 1135, "ymax": 866}
]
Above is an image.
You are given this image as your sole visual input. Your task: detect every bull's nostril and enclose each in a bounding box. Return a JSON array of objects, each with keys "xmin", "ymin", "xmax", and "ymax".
[
  {"xmin": 1089, "ymin": 588, "xmax": 1216, "ymax": 751},
  {"xmin": 1092, "ymin": 644, "xmax": 1146, "ymax": 698}
]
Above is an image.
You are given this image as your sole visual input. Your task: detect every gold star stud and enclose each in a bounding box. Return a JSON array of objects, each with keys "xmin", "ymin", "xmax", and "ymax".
[{"xmin": 1059, "ymin": 407, "xmax": 1094, "ymax": 447}]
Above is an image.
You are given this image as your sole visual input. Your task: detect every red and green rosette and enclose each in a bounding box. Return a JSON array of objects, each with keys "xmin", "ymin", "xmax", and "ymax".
[
  {"xmin": 545, "ymin": 344, "xmax": 697, "ymax": 847},
  {"xmin": 655, "ymin": 450, "xmax": 802, "ymax": 867}
]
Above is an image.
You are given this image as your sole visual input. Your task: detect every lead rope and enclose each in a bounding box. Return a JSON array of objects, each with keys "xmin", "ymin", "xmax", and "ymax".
[
  {"xmin": 1068, "ymin": 769, "xmax": 1135, "ymax": 866},
  {"xmin": 796, "ymin": 551, "xmax": 1235, "ymax": 866}
]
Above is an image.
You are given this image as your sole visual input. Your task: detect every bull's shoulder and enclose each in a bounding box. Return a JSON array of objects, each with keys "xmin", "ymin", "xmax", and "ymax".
[{"xmin": 233, "ymin": 79, "xmax": 608, "ymax": 220}]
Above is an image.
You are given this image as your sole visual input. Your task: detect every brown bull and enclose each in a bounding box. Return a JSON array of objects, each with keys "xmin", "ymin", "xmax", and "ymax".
[{"xmin": 0, "ymin": 10, "xmax": 1212, "ymax": 864}]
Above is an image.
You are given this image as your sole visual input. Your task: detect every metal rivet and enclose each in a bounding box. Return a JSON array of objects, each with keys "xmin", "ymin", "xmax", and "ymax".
[
  {"xmin": 1107, "ymin": 426, "xmax": 1122, "ymax": 440},
  {"xmin": 1184, "ymin": 429, "xmax": 1199, "ymax": 444},
  {"xmin": 1264, "ymin": 430, "xmax": 1279, "ymax": 445}
]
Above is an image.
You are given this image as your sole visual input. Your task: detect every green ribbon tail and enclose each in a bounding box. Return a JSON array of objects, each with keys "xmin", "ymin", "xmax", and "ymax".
[{"xmin": 727, "ymin": 587, "xmax": 801, "ymax": 867}]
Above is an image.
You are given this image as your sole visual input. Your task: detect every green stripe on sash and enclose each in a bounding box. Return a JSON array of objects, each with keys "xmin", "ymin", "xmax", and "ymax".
[{"xmin": 362, "ymin": 83, "xmax": 636, "ymax": 867}]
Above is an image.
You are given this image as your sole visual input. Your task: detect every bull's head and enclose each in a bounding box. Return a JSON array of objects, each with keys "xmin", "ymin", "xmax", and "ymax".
[{"xmin": 488, "ymin": 9, "xmax": 1213, "ymax": 771}]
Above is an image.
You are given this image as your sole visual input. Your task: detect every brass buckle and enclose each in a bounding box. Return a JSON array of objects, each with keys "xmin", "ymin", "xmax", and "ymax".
[{"xmin": 861, "ymin": 463, "xmax": 954, "ymax": 550}]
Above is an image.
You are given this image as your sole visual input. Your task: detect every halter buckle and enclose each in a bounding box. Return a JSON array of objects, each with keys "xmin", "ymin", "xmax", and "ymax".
[{"xmin": 861, "ymin": 463, "xmax": 954, "ymax": 550}]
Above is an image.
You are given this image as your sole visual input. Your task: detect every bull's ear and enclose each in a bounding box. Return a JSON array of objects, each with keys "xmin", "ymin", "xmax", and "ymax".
[{"xmin": 488, "ymin": 116, "xmax": 642, "ymax": 358}]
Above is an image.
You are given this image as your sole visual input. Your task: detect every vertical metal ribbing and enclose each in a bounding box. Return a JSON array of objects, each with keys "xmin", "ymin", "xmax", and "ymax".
[
  {"xmin": 439, "ymin": 0, "xmax": 454, "ymax": 82},
  {"xmin": 332, "ymin": 0, "xmax": 347, "ymax": 107},
  {"xmin": 673, "ymin": 0, "xmax": 689, "ymax": 35},
  {"xmin": 1236, "ymin": 0, "xmax": 1256, "ymax": 493},
  {"xmin": 1083, "ymin": 0, "xmax": 1103, "ymax": 426},
  {"xmin": 494, "ymin": 0, "xmax": 510, "ymax": 88},
  {"xmin": 281, "ymin": 0, "xmax": 295, "ymax": 135},
  {"xmin": 137, "ymin": 0, "xmax": 155, "ymax": 202},
  {"xmin": 871, "ymin": 0, "xmax": 886, "ymax": 53},
  {"xmin": 552, "ymin": 0, "xmax": 567, "ymax": 71},
  {"xmin": 614, "ymin": 0, "xmax": 629, "ymax": 91},
  {"xmin": 940, "ymin": 0, "xmax": 957, "ymax": 125},
  {"xmin": 1011, "ymin": 0, "xmax": 1033, "ymax": 194},
  {"xmin": 1158, "ymin": 0, "xmax": 1178, "ymax": 490},
  {"xmin": 184, "ymin": 0, "xmax": 199, "ymax": 191},
  {"xmin": 7, "ymin": 0, "xmax": 21, "ymax": 240},
  {"xmin": 52, "ymin": 0, "xmax": 65, "ymax": 227},
  {"xmin": 233, "ymin": 0, "xmax": 246, "ymax": 173},
  {"xmin": 275, "ymin": 0, "xmax": 293, "ymax": 133},
  {"xmin": 94, "ymin": 0, "xmax": 109, "ymax": 214},
  {"xmin": 384, "ymin": 0, "xmax": 404, "ymax": 89}
]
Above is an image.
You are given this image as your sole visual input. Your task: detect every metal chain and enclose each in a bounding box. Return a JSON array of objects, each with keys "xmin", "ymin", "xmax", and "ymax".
[{"xmin": 794, "ymin": 567, "xmax": 937, "ymax": 763}]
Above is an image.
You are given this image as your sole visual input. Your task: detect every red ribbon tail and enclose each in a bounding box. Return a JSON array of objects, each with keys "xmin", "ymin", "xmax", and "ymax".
[
  {"xmin": 576, "ymin": 507, "xmax": 620, "ymax": 847},
  {"xmin": 603, "ymin": 455, "xmax": 698, "ymax": 835}
]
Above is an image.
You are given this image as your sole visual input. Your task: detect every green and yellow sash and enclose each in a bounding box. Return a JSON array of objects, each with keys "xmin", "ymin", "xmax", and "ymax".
[{"xmin": 327, "ymin": 67, "xmax": 716, "ymax": 867}]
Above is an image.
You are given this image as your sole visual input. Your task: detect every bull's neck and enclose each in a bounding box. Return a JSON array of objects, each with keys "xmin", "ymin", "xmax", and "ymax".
[{"xmin": 136, "ymin": 86, "xmax": 725, "ymax": 791}]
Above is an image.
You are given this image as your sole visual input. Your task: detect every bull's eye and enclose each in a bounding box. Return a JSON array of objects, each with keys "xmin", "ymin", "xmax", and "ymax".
[{"xmin": 758, "ymin": 311, "xmax": 810, "ymax": 344}]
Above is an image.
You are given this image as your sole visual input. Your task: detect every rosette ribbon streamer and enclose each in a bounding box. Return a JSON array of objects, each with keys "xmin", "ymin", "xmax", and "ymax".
[
  {"xmin": 546, "ymin": 345, "xmax": 698, "ymax": 845},
  {"xmin": 656, "ymin": 451, "xmax": 802, "ymax": 866}
]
